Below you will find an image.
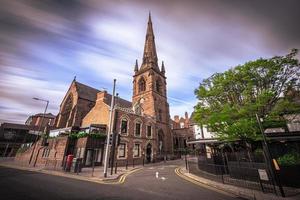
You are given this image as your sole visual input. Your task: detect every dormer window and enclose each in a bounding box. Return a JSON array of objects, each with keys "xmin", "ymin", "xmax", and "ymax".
[{"xmin": 138, "ymin": 77, "xmax": 146, "ymax": 92}]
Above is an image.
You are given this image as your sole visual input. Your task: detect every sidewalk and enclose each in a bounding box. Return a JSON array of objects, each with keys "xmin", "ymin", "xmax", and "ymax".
[
  {"xmin": 0, "ymin": 159, "xmax": 141, "ymax": 184},
  {"xmin": 178, "ymin": 167, "xmax": 300, "ymax": 200}
]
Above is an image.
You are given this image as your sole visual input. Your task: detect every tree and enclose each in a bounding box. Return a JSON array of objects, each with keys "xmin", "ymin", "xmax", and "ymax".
[{"xmin": 194, "ymin": 49, "xmax": 300, "ymax": 142}]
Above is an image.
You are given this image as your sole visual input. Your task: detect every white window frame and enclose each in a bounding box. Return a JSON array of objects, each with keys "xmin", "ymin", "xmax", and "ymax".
[
  {"xmin": 133, "ymin": 143, "xmax": 141, "ymax": 158},
  {"xmin": 120, "ymin": 118, "xmax": 129, "ymax": 135},
  {"xmin": 118, "ymin": 143, "xmax": 127, "ymax": 159},
  {"xmin": 146, "ymin": 125, "xmax": 152, "ymax": 138},
  {"xmin": 134, "ymin": 120, "xmax": 142, "ymax": 137}
]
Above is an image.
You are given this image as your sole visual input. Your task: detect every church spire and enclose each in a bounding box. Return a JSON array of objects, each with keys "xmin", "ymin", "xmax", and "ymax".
[
  {"xmin": 161, "ymin": 61, "xmax": 165, "ymax": 74},
  {"xmin": 140, "ymin": 12, "xmax": 159, "ymax": 71},
  {"xmin": 134, "ymin": 59, "xmax": 139, "ymax": 72}
]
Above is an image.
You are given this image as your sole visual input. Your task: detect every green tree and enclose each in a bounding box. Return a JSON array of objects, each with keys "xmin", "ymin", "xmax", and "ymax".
[{"xmin": 194, "ymin": 49, "xmax": 300, "ymax": 142}]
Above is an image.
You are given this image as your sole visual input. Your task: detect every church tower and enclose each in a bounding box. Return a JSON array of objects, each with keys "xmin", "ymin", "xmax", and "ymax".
[{"xmin": 132, "ymin": 13, "xmax": 173, "ymax": 155}]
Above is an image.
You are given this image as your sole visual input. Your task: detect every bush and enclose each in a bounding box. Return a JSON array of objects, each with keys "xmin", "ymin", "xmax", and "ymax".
[
  {"xmin": 277, "ymin": 152, "xmax": 300, "ymax": 166},
  {"xmin": 68, "ymin": 131, "xmax": 106, "ymax": 139}
]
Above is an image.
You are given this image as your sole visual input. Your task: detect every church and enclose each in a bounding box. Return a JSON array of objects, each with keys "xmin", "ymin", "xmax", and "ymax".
[{"xmin": 15, "ymin": 14, "xmax": 177, "ymax": 167}]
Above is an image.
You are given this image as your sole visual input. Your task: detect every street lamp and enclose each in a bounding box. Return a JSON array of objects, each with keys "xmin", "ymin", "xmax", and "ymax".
[{"xmin": 28, "ymin": 97, "xmax": 49, "ymax": 166}]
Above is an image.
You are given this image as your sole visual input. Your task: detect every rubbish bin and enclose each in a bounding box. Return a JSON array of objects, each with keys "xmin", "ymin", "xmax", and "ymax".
[{"xmin": 72, "ymin": 158, "xmax": 82, "ymax": 173}]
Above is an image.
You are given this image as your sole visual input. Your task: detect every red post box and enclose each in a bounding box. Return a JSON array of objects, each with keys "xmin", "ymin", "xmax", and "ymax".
[{"xmin": 66, "ymin": 154, "xmax": 74, "ymax": 172}]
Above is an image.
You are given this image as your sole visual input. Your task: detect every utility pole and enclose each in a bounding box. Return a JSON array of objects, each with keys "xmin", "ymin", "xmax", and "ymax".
[
  {"xmin": 29, "ymin": 98, "xmax": 49, "ymax": 166},
  {"xmin": 103, "ymin": 79, "xmax": 116, "ymax": 178}
]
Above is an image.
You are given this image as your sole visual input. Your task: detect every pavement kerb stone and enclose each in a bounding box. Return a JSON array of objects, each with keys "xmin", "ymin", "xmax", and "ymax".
[
  {"xmin": 0, "ymin": 162, "xmax": 141, "ymax": 185},
  {"xmin": 176, "ymin": 167, "xmax": 297, "ymax": 200},
  {"xmin": 175, "ymin": 167, "xmax": 241, "ymax": 199}
]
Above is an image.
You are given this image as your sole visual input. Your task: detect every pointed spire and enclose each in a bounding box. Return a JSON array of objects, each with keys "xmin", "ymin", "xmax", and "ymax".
[
  {"xmin": 134, "ymin": 59, "xmax": 139, "ymax": 72},
  {"xmin": 73, "ymin": 75, "xmax": 76, "ymax": 82},
  {"xmin": 140, "ymin": 12, "xmax": 159, "ymax": 71},
  {"xmin": 161, "ymin": 61, "xmax": 165, "ymax": 74}
]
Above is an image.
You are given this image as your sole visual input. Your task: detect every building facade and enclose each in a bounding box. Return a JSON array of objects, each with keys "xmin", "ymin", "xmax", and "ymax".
[{"xmin": 16, "ymin": 14, "xmax": 174, "ymax": 166}]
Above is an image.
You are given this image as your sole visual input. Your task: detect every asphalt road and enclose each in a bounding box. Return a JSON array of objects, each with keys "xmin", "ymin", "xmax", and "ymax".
[{"xmin": 0, "ymin": 165, "xmax": 242, "ymax": 200}]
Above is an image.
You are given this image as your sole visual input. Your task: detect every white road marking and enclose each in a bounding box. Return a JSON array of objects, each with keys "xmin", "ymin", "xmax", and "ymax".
[
  {"xmin": 155, "ymin": 172, "xmax": 159, "ymax": 178},
  {"xmin": 161, "ymin": 177, "xmax": 166, "ymax": 181}
]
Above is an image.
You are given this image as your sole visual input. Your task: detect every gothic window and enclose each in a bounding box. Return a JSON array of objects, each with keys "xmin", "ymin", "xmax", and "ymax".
[
  {"xmin": 121, "ymin": 119, "xmax": 128, "ymax": 134},
  {"xmin": 135, "ymin": 122, "xmax": 141, "ymax": 137},
  {"xmin": 156, "ymin": 79, "xmax": 161, "ymax": 93},
  {"xmin": 138, "ymin": 77, "xmax": 146, "ymax": 93},
  {"xmin": 118, "ymin": 143, "xmax": 126, "ymax": 158},
  {"xmin": 147, "ymin": 125, "xmax": 152, "ymax": 138},
  {"xmin": 133, "ymin": 143, "xmax": 141, "ymax": 157},
  {"xmin": 158, "ymin": 109, "xmax": 162, "ymax": 121}
]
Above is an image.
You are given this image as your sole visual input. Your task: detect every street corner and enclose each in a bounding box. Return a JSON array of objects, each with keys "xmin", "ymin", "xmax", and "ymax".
[{"xmin": 174, "ymin": 167, "xmax": 238, "ymax": 198}]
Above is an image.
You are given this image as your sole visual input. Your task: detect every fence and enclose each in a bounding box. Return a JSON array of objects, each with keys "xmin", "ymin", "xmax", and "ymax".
[{"xmin": 188, "ymin": 152, "xmax": 300, "ymax": 197}]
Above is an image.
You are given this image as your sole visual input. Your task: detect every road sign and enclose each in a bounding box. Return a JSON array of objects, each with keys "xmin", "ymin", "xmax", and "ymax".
[{"xmin": 258, "ymin": 169, "xmax": 269, "ymax": 181}]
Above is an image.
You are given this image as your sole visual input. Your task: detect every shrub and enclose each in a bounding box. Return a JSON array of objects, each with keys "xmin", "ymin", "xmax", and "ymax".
[{"xmin": 277, "ymin": 152, "xmax": 300, "ymax": 166}]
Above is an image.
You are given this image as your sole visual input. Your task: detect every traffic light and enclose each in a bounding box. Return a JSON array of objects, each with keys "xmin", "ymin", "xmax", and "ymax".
[
  {"xmin": 109, "ymin": 134, "xmax": 113, "ymax": 145},
  {"xmin": 106, "ymin": 134, "xmax": 113, "ymax": 145}
]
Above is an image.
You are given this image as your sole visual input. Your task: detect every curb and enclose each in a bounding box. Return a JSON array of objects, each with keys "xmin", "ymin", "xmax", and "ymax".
[
  {"xmin": 0, "ymin": 163, "xmax": 141, "ymax": 185},
  {"xmin": 175, "ymin": 167, "xmax": 252, "ymax": 199}
]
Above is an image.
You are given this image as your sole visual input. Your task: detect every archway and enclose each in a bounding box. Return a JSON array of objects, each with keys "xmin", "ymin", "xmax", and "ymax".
[{"xmin": 146, "ymin": 143, "xmax": 152, "ymax": 163}]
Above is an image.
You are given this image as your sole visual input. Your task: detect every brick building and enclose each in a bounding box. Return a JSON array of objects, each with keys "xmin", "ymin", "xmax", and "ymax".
[
  {"xmin": 16, "ymin": 14, "xmax": 174, "ymax": 166},
  {"xmin": 25, "ymin": 113, "xmax": 56, "ymax": 128}
]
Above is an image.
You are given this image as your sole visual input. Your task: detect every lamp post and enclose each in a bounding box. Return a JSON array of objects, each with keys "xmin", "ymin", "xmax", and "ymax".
[
  {"xmin": 103, "ymin": 79, "xmax": 116, "ymax": 178},
  {"xmin": 28, "ymin": 98, "xmax": 49, "ymax": 166}
]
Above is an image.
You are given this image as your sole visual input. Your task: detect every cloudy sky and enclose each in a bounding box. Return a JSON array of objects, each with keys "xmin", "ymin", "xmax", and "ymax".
[{"xmin": 0, "ymin": 0, "xmax": 300, "ymax": 123}]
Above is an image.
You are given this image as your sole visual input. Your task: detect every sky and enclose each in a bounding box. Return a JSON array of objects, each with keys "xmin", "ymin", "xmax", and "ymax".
[{"xmin": 0, "ymin": 0, "xmax": 300, "ymax": 124}]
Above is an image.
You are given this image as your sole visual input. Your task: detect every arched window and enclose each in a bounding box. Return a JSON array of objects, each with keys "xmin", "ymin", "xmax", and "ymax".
[
  {"xmin": 156, "ymin": 79, "xmax": 161, "ymax": 93},
  {"xmin": 138, "ymin": 77, "xmax": 146, "ymax": 93},
  {"xmin": 120, "ymin": 118, "xmax": 128, "ymax": 135},
  {"xmin": 158, "ymin": 109, "xmax": 162, "ymax": 121}
]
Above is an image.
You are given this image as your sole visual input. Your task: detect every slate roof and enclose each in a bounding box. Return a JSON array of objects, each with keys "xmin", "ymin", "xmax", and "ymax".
[
  {"xmin": 74, "ymin": 81, "xmax": 100, "ymax": 102},
  {"xmin": 75, "ymin": 81, "xmax": 132, "ymax": 108}
]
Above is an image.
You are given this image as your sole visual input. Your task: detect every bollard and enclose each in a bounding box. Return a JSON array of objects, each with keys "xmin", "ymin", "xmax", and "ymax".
[
  {"xmin": 143, "ymin": 158, "xmax": 145, "ymax": 166},
  {"xmin": 115, "ymin": 162, "xmax": 117, "ymax": 174},
  {"xmin": 133, "ymin": 159, "xmax": 135, "ymax": 168},
  {"xmin": 92, "ymin": 160, "xmax": 95, "ymax": 177},
  {"xmin": 126, "ymin": 160, "xmax": 128, "ymax": 170}
]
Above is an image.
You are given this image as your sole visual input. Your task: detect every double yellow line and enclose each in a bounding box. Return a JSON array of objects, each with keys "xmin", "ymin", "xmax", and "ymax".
[
  {"xmin": 175, "ymin": 167, "xmax": 235, "ymax": 197},
  {"xmin": 103, "ymin": 168, "xmax": 142, "ymax": 185}
]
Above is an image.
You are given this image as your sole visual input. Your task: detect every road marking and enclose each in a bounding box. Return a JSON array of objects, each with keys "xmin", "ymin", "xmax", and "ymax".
[
  {"xmin": 161, "ymin": 177, "xmax": 166, "ymax": 181},
  {"xmin": 155, "ymin": 171, "xmax": 159, "ymax": 178},
  {"xmin": 174, "ymin": 168, "xmax": 236, "ymax": 198}
]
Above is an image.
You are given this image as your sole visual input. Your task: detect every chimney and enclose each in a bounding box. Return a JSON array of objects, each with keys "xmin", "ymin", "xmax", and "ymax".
[
  {"xmin": 174, "ymin": 115, "xmax": 180, "ymax": 122},
  {"xmin": 97, "ymin": 90, "xmax": 107, "ymax": 102},
  {"xmin": 185, "ymin": 112, "xmax": 189, "ymax": 119}
]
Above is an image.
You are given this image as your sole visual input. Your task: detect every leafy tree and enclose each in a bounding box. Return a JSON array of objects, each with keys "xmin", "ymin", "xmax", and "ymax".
[{"xmin": 194, "ymin": 49, "xmax": 300, "ymax": 142}]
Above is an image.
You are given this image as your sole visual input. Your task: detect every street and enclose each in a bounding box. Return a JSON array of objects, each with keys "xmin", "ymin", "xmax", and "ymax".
[{"xmin": 0, "ymin": 164, "xmax": 242, "ymax": 200}]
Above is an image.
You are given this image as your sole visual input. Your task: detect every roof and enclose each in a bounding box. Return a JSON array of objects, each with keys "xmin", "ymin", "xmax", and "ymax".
[
  {"xmin": 74, "ymin": 81, "xmax": 100, "ymax": 102},
  {"xmin": 75, "ymin": 81, "xmax": 132, "ymax": 108},
  {"xmin": 104, "ymin": 94, "xmax": 132, "ymax": 108},
  {"xmin": 33, "ymin": 113, "xmax": 56, "ymax": 118},
  {"xmin": 0, "ymin": 122, "xmax": 38, "ymax": 130}
]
